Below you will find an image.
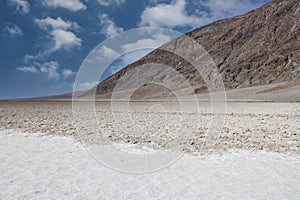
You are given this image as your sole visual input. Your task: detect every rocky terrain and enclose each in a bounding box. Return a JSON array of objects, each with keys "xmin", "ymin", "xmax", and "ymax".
[
  {"xmin": 0, "ymin": 101, "xmax": 299, "ymax": 154},
  {"xmin": 1, "ymin": 1, "xmax": 300, "ymax": 199},
  {"xmin": 91, "ymin": 0, "xmax": 300, "ymax": 99}
]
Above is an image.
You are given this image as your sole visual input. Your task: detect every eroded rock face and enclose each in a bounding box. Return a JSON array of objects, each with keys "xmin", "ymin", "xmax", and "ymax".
[
  {"xmin": 190, "ymin": 0, "xmax": 300, "ymax": 88},
  {"xmin": 93, "ymin": 0, "xmax": 300, "ymax": 98}
]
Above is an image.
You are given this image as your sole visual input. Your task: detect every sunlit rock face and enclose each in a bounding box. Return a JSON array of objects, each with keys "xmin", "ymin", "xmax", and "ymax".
[{"xmin": 89, "ymin": 0, "xmax": 300, "ymax": 99}]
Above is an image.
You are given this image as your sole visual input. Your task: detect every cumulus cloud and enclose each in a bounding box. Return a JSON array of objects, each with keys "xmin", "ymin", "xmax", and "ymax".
[
  {"xmin": 93, "ymin": 32, "xmax": 171, "ymax": 68},
  {"xmin": 83, "ymin": 45, "xmax": 121, "ymax": 66},
  {"xmin": 99, "ymin": 14, "xmax": 124, "ymax": 38},
  {"xmin": 121, "ymin": 33, "xmax": 172, "ymax": 52},
  {"xmin": 24, "ymin": 53, "xmax": 45, "ymax": 62},
  {"xmin": 203, "ymin": 0, "xmax": 264, "ymax": 19},
  {"xmin": 140, "ymin": 0, "xmax": 265, "ymax": 28},
  {"xmin": 140, "ymin": 0, "xmax": 199, "ymax": 28},
  {"xmin": 100, "ymin": 33, "xmax": 172, "ymax": 74},
  {"xmin": 109, "ymin": 50, "xmax": 151, "ymax": 74},
  {"xmin": 16, "ymin": 61, "xmax": 75, "ymax": 80},
  {"xmin": 76, "ymin": 81, "xmax": 99, "ymax": 91},
  {"xmin": 4, "ymin": 24, "xmax": 23, "ymax": 38},
  {"xmin": 41, "ymin": 0, "xmax": 86, "ymax": 11},
  {"xmin": 39, "ymin": 61, "xmax": 60, "ymax": 79},
  {"xmin": 32, "ymin": 17, "xmax": 82, "ymax": 56},
  {"xmin": 16, "ymin": 66, "xmax": 39, "ymax": 73},
  {"xmin": 97, "ymin": 0, "xmax": 125, "ymax": 6},
  {"xmin": 35, "ymin": 17, "xmax": 80, "ymax": 30},
  {"xmin": 7, "ymin": 0, "xmax": 30, "ymax": 14},
  {"xmin": 62, "ymin": 69, "xmax": 76, "ymax": 78},
  {"xmin": 50, "ymin": 29, "xmax": 82, "ymax": 52},
  {"xmin": 100, "ymin": 46, "xmax": 121, "ymax": 60}
]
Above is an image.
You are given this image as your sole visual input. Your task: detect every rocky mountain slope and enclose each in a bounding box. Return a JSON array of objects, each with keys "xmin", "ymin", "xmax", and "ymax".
[{"xmin": 92, "ymin": 0, "xmax": 300, "ymax": 99}]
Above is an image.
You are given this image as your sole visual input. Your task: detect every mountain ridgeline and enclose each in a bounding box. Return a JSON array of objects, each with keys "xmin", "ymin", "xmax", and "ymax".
[{"xmin": 91, "ymin": 0, "xmax": 300, "ymax": 99}]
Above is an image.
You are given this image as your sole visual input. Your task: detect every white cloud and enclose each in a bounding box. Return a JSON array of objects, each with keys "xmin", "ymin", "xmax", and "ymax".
[
  {"xmin": 33, "ymin": 17, "xmax": 82, "ymax": 54},
  {"xmin": 41, "ymin": 0, "xmax": 86, "ymax": 11},
  {"xmin": 40, "ymin": 61, "xmax": 60, "ymax": 79},
  {"xmin": 203, "ymin": 0, "xmax": 263, "ymax": 19},
  {"xmin": 83, "ymin": 45, "xmax": 121, "ymax": 65},
  {"xmin": 4, "ymin": 24, "xmax": 23, "ymax": 38},
  {"xmin": 97, "ymin": 0, "xmax": 125, "ymax": 6},
  {"xmin": 89, "ymin": 32, "xmax": 172, "ymax": 75},
  {"xmin": 16, "ymin": 66, "xmax": 39, "ymax": 73},
  {"xmin": 50, "ymin": 29, "xmax": 82, "ymax": 51},
  {"xmin": 140, "ymin": 0, "xmax": 199, "ymax": 28},
  {"xmin": 140, "ymin": 0, "xmax": 264, "ymax": 29},
  {"xmin": 7, "ymin": 0, "xmax": 30, "ymax": 14},
  {"xmin": 62, "ymin": 69, "xmax": 76, "ymax": 78},
  {"xmin": 107, "ymin": 33, "xmax": 172, "ymax": 74},
  {"xmin": 16, "ymin": 61, "xmax": 76, "ymax": 80},
  {"xmin": 100, "ymin": 46, "xmax": 121, "ymax": 60},
  {"xmin": 99, "ymin": 14, "xmax": 124, "ymax": 38},
  {"xmin": 76, "ymin": 81, "xmax": 99, "ymax": 91},
  {"xmin": 121, "ymin": 33, "xmax": 172, "ymax": 52},
  {"xmin": 93, "ymin": 32, "xmax": 171, "ymax": 71},
  {"xmin": 110, "ymin": 50, "xmax": 151, "ymax": 74},
  {"xmin": 24, "ymin": 52, "xmax": 47, "ymax": 62},
  {"xmin": 35, "ymin": 17, "xmax": 80, "ymax": 31}
]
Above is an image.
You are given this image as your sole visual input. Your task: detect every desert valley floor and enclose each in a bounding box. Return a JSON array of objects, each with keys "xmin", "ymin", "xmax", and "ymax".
[
  {"xmin": 0, "ymin": 101, "xmax": 299, "ymax": 154},
  {"xmin": 0, "ymin": 101, "xmax": 299, "ymax": 199}
]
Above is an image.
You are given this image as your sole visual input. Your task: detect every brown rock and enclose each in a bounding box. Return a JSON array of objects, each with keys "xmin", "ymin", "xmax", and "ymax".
[{"xmin": 92, "ymin": 0, "xmax": 300, "ymax": 99}]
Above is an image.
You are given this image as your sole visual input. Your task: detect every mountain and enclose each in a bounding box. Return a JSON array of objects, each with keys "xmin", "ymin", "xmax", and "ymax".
[{"xmin": 91, "ymin": 0, "xmax": 300, "ymax": 99}]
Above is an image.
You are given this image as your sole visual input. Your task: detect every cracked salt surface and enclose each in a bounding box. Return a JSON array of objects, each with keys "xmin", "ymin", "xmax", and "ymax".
[{"xmin": 0, "ymin": 129, "xmax": 299, "ymax": 200}]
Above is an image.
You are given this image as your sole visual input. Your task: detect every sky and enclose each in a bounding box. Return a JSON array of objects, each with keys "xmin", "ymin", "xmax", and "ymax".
[{"xmin": 0, "ymin": 0, "xmax": 271, "ymax": 99}]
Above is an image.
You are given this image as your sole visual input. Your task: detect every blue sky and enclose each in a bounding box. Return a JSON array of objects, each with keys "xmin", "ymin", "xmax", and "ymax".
[{"xmin": 0, "ymin": 0, "xmax": 270, "ymax": 99}]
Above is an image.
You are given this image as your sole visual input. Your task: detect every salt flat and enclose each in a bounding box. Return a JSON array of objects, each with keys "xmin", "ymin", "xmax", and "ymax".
[
  {"xmin": 0, "ymin": 101, "xmax": 299, "ymax": 199},
  {"xmin": 0, "ymin": 129, "xmax": 299, "ymax": 200},
  {"xmin": 0, "ymin": 101, "xmax": 299, "ymax": 154}
]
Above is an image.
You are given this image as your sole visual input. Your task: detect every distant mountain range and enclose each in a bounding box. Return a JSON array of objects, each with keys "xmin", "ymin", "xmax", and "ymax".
[{"xmin": 88, "ymin": 0, "xmax": 299, "ymax": 100}]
